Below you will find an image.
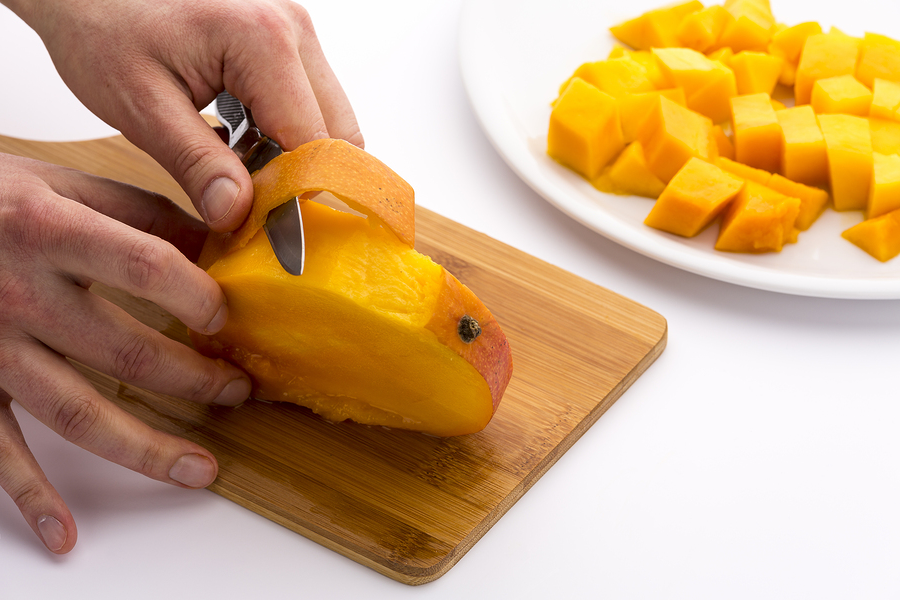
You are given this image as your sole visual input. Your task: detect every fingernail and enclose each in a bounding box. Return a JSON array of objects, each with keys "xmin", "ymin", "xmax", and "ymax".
[
  {"xmin": 202, "ymin": 177, "xmax": 240, "ymax": 224},
  {"xmin": 168, "ymin": 454, "xmax": 216, "ymax": 488},
  {"xmin": 37, "ymin": 514, "xmax": 67, "ymax": 552},
  {"xmin": 214, "ymin": 377, "xmax": 251, "ymax": 407},
  {"xmin": 203, "ymin": 304, "xmax": 228, "ymax": 335}
]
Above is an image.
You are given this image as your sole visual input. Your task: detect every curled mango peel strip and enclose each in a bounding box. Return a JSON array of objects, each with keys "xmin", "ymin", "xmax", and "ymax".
[{"xmin": 198, "ymin": 138, "xmax": 415, "ymax": 270}]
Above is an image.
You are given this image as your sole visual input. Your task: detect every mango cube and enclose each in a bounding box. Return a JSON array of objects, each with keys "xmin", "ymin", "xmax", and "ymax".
[
  {"xmin": 776, "ymin": 105, "xmax": 828, "ymax": 186},
  {"xmin": 564, "ymin": 57, "xmax": 656, "ymax": 99},
  {"xmin": 870, "ymin": 79, "xmax": 900, "ymax": 122},
  {"xmin": 868, "ymin": 152, "xmax": 900, "ymax": 219},
  {"xmin": 842, "ymin": 209, "xmax": 900, "ymax": 261},
  {"xmin": 644, "ymin": 157, "xmax": 745, "ymax": 236},
  {"xmin": 869, "ymin": 117, "xmax": 900, "ymax": 154},
  {"xmin": 766, "ymin": 174, "xmax": 829, "ymax": 230},
  {"xmin": 712, "ymin": 125, "xmax": 735, "ymax": 160},
  {"xmin": 638, "ymin": 95, "xmax": 717, "ymax": 182},
  {"xmin": 856, "ymin": 33, "xmax": 900, "ymax": 89},
  {"xmin": 610, "ymin": 0, "xmax": 704, "ymax": 50},
  {"xmin": 715, "ymin": 156, "xmax": 772, "ymax": 185},
  {"xmin": 730, "ymin": 51, "xmax": 784, "ymax": 95},
  {"xmin": 795, "ymin": 33, "xmax": 861, "ymax": 106},
  {"xmin": 818, "ymin": 114, "xmax": 874, "ymax": 211},
  {"xmin": 653, "ymin": 47, "xmax": 737, "ymax": 123},
  {"xmin": 769, "ymin": 21, "xmax": 823, "ymax": 65},
  {"xmin": 717, "ymin": 0, "xmax": 776, "ymax": 52},
  {"xmin": 731, "ymin": 93, "xmax": 784, "ymax": 173},
  {"xmin": 604, "ymin": 141, "xmax": 668, "ymax": 199},
  {"xmin": 810, "ymin": 74, "xmax": 873, "ymax": 116},
  {"xmin": 618, "ymin": 88, "xmax": 687, "ymax": 143},
  {"xmin": 548, "ymin": 78, "xmax": 625, "ymax": 180},
  {"xmin": 676, "ymin": 6, "xmax": 735, "ymax": 52},
  {"xmin": 715, "ymin": 181, "xmax": 801, "ymax": 252}
]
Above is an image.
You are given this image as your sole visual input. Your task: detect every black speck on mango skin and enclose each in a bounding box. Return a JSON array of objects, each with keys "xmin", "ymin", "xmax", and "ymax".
[{"xmin": 457, "ymin": 314, "xmax": 482, "ymax": 344}]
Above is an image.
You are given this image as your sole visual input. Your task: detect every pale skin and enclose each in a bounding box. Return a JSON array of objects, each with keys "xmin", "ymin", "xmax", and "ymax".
[{"xmin": 0, "ymin": 0, "xmax": 362, "ymax": 553}]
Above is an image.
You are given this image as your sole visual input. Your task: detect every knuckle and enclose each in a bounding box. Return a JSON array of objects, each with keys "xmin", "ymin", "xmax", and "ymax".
[
  {"xmin": 11, "ymin": 479, "xmax": 48, "ymax": 514},
  {"xmin": 170, "ymin": 138, "xmax": 213, "ymax": 193},
  {"xmin": 184, "ymin": 365, "xmax": 221, "ymax": 403},
  {"xmin": 124, "ymin": 239, "xmax": 173, "ymax": 293},
  {"xmin": 112, "ymin": 333, "xmax": 161, "ymax": 383},
  {"xmin": 136, "ymin": 439, "xmax": 166, "ymax": 478},
  {"xmin": 53, "ymin": 394, "xmax": 103, "ymax": 446}
]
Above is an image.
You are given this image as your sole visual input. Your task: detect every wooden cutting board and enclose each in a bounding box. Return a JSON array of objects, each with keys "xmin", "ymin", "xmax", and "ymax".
[{"xmin": 0, "ymin": 130, "xmax": 667, "ymax": 584}]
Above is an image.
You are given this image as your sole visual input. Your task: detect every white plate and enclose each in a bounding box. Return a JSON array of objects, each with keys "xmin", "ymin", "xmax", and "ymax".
[{"xmin": 458, "ymin": 0, "xmax": 900, "ymax": 299}]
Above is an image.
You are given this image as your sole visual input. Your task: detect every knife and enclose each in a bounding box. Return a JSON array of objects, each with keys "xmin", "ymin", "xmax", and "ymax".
[{"xmin": 214, "ymin": 91, "xmax": 305, "ymax": 275}]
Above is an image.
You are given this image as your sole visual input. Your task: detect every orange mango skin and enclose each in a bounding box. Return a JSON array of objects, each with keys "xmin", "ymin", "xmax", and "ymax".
[{"xmin": 192, "ymin": 201, "xmax": 512, "ymax": 437}]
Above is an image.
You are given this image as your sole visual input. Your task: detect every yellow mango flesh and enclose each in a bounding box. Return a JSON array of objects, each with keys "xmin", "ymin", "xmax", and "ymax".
[
  {"xmin": 869, "ymin": 117, "xmax": 900, "ymax": 154},
  {"xmin": 818, "ymin": 114, "xmax": 874, "ymax": 211},
  {"xmin": 730, "ymin": 51, "xmax": 784, "ymax": 95},
  {"xmin": 645, "ymin": 157, "xmax": 745, "ymax": 236},
  {"xmin": 639, "ymin": 95, "xmax": 717, "ymax": 182},
  {"xmin": 602, "ymin": 141, "xmax": 667, "ymax": 198},
  {"xmin": 617, "ymin": 88, "xmax": 687, "ymax": 143},
  {"xmin": 715, "ymin": 156, "xmax": 772, "ymax": 184},
  {"xmin": 610, "ymin": 0, "xmax": 704, "ymax": 50},
  {"xmin": 810, "ymin": 75, "xmax": 873, "ymax": 116},
  {"xmin": 548, "ymin": 78, "xmax": 625, "ymax": 180},
  {"xmin": 731, "ymin": 93, "xmax": 783, "ymax": 173},
  {"xmin": 842, "ymin": 209, "xmax": 900, "ymax": 261},
  {"xmin": 766, "ymin": 174, "xmax": 829, "ymax": 231},
  {"xmin": 795, "ymin": 33, "xmax": 861, "ymax": 105},
  {"xmin": 715, "ymin": 181, "xmax": 800, "ymax": 252},
  {"xmin": 676, "ymin": 5, "xmax": 735, "ymax": 52},
  {"xmin": 870, "ymin": 79, "xmax": 900, "ymax": 122},
  {"xmin": 776, "ymin": 105, "xmax": 829, "ymax": 186},
  {"xmin": 563, "ymin": 57, "xmax": 655, "ymax": 99},
  {"xmin": 868, "ymin": 152, "xmax": 900, "ymax": 219},
  {"xmin": 653, "ymin": 47, "xmax": 737, "ymax": 122},
  {"xmin": 193, "ymin": 201, "xmax": 506, "ymax": 437},
  {"xmin": 856, "ymin": 33, "xmax": 900, "ymax": 89}
]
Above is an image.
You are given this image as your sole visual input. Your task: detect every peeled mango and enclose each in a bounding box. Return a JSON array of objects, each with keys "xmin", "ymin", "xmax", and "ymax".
[{"xmin": 190, "ymin": 139, "xmax": 513, "ymax": 437}]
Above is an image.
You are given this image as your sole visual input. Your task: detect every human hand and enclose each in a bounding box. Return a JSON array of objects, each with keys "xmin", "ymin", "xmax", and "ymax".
[
  {"xmin": 0, "ymin": 153, "xmax": 252, "ymax": 554},
  {"xmin": 6, "ymin": 0, "xmax": 362, "ymax": 232}
]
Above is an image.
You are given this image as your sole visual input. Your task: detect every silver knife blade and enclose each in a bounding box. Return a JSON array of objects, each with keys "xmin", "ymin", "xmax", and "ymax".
[{"xmin": 214, "ymin": 91, "xmax": 305, "ymax": 275}]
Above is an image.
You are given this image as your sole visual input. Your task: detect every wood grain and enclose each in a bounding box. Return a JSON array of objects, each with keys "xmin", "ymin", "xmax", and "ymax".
[{"xmin": 0, "ymin": 131, "xmax": 667, "ymax": 584}]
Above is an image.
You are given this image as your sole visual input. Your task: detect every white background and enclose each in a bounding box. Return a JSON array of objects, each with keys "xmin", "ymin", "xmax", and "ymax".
[{"xmin": 2, "ymin": 0, "xmax": 900, "ymax": 598}]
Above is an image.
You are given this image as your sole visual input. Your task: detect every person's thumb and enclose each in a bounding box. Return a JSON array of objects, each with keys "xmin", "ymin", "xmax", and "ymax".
[{"xmin": 118, "ymin": 90, "xmax": 253, "ymax": 233}]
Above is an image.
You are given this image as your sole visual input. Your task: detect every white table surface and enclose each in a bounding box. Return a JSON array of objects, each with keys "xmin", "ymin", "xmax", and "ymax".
[{"xmin": 2, "ymin": 0, "xmax": 899, "ymax": 598}]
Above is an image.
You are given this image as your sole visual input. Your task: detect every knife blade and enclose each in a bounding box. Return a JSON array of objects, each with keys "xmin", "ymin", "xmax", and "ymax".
[{"xmin": 214, "ymin": 92, "xmax": 305, "ymax": 275}]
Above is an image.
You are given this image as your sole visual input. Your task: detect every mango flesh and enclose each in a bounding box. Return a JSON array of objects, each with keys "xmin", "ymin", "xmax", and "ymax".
[
  {"xmin": 818, "ymin": 114, "xmax": 874, "ymax": 211},
  {"xmin": 192, "ymin": 201, "xmax": 511, "ymax": 437},
  {"xmin": 810, "ymin": 75, "xmax": 873, "ymax": 116},
  {"xmin": 731, "ymin": 92, "xmax": 783, "ymax": 173},
  {"xmin": 715, "ymin": 181, "xmax": 800, "ymax": 252},
  {"xmin": 842, "ymin": 209, "xmax": 900, "ymax": 261}
]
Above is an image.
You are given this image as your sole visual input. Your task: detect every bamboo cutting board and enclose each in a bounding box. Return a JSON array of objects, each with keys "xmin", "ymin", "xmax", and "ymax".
[{"xmin": 0, "ymin": 131, "xmax": 667, "ymax": 584}]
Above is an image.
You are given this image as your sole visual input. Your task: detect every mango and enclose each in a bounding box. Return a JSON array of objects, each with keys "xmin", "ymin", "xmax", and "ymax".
[
  {"xmin": 766, "ymin": 174, "xmax": 829, "ymax": 231},
  {"xmin": 869, "ymin": 117, "xmax": 900, "ymax": 154},
  {"xmin": 795, "ymin": 32, "xmax": 861, "ymax": 106},
  {"xmin": 638, "ymin": 95, "xmax": 718, "ymax": 182},
  {"xmin": 712, "ymin": 125, "xmax": 735, "ymax": 160},
  {"xmin": 192, "ymin": 140, "xmax": 513, "ymax": 436},
  {"xmin": 610, "ymin": 0, "xmax": 704, "ymax": 50},
  {"xmin": 810, "ymin": 74, "xmax": 873, "ymax": 116},
  {"xmin": 715, "ymin": 156, "xmax": 772, "ymax": 184},
  {"xmin": 603, "ymin": 141, "xmax": 668, "ymax": 198},
  {"xmin": 842, "ymin": 209, "xmax": 900, "ymax": 261},
  {"xmin": 653, "ymin": 47, "xmax": 737, "ymax": 123},
  {"xmin": 618, "ymin": 88, "xmax": 687, "ymax": 143},
  {"xmin": 562, "ymin": 56, "xmax": 656, "ymax": 99},
  {"xmin": 676, "ymin": 5, "xmax": 735, "ymax": 53},
  {"xmin": 868, "ymin": 152, "xmax": 900, "ymax": 219},
  {"xmin": 856, "ymin": 33, "xmax": 900, "ymax": 89},
  {"xmin": 715, "ymin": 181, "xmax": 801, "ymax": 252},
  {"xmin": 548, "ymin": 78, "xmax": 625, "ymax": 180},
  {"xmin": 730, "ymin": 51, "xmax": 784, "ymax": 95},
  {"xmin": 818, "ymin": 114, "xmax": 874, "ymax": 211},
  {"xmin": 768, "ymin": 21, "xmax": 823, "ymax": 66},
  {"xmin": 776, "ymin": 105, "xmax": 828, "ymax": 185},
  {"xmin": 869, "ymin": 79, "xmax": 900, "ymax": 123},
  {"xmin": 716, "ymin": 0, "xmax": 776, "ymax": 52},
  {"xmin": 731, "ymin": 92, "xmax": 784, "ymax": 173},
  {"xmin": 644, "ymin": 157, "xmax": 745, "ymax": 236}
]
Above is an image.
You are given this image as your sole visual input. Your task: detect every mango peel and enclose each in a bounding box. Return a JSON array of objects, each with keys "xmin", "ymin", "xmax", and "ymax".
[{"xmin": 191, "ymin": 139, "xmax": 513, "ymax": 436}]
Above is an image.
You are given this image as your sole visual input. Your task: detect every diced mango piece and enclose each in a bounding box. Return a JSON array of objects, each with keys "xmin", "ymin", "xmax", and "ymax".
[
  {"xmin": 603, "ymin": 141, "xmax": 668, "ymax": 199},
  {"xmin": 731, "ymin": 92, "xmax": 784, "ymax": 173},
  {"xmin": 706, "ymin": 47, "xmax": 734, "ymax": 65},
  {"xmin": 730, "ymin": 51, "xmax": 785, "ymax": 95},
  {"xmin": 767, "ymin": 174, "xmax": 829, "ymax": 230},
  {"xmin": 644, "ymin": 157, "xmax": 745, "ymax": 236},
  {"xmin": 548, "ymin": 78, "xmax": 625, "ymax": 180},
  {"xmin": 868, "ymin": 152, "xmax": 900, "ymax": 219},
  {"xmin": 869, "ymin": 117, "xmax": 900, "ymax": 154},
  {"xmin": 676, "ymin": 6, "xmax": 735, "ymax": 53},
  {"xmin": 810, "ymin": 74, "xmax": 873, "ymax": 116},
  {"xmin": 618, "ymin": 88, "xmax": 687, "ymax": 143},
  {"xmin": 638, "ymin": 96, "xmax": 717, "ymax": 182},
  {"xmin": 841, "ymin": 209, "xmax": 900, "ymax": 261},
  {"xmin": 653, "ymin": 47, "xmax": 738, "ymax": 123},
  {"xmin": 716, "ymin": 0, "xmax": 776, "ymax": 52},
  {"xmin": 712, "ymin": 125, "xmax": 735, "ymax": 160},
  {"xmin": 610, "ymin": 0, "xmax": 704, "ymax": 50},
  {"xmin": 715, "ymin": 180, "xmax": 801, "ymax": 252},
  {"xmin": 818, "ymin": 114, "xmax": 874, "ymax": 211},
  {"xmin": 795, "ymin": 33, "xmax": 861, "ymax": 106},
  {"xmin": 770, "ymin": 98, "xmax": 787, "ymax": 111},
  {"xmin": 715, "ymin": 156, "xmax": 772, "ymax": 184},
  {"xmin": 870, "ymin": 79, "xmax": 900, "ymax": 122},
  {"xmin": 856, "ymin": 33, "xmax": 900, "ymax": 89},
  {"xmin": 776, "ymin": 105, "xmax": 828, "ymax": 186},
  {"xmin": 564, "ymin": 57, "xmax": 656, "ymax": 99},
  {"xmin": 769, "ymin": 21, "xmax": 823, "ymax": 64}
]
